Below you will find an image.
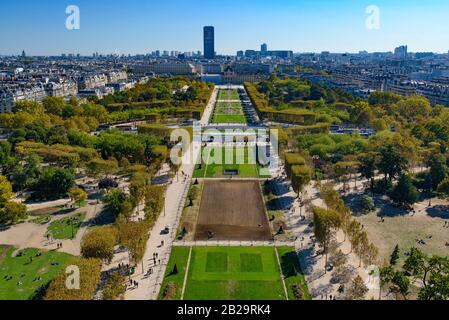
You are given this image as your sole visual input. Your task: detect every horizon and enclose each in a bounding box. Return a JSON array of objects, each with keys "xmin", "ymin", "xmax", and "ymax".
[{"xmin": 1, "ymin": 0, "xmax": 449, "ymax": 56}]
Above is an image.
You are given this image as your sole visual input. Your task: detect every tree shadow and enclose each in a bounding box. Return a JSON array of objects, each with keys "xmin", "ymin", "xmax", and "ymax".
[
  {"xmin": 426, "ymin": 205, "xmax": 449, "ymax": 219},
  {"xmin": 266, "ymin": 196, "xmax": 295, "ymax": 211}
]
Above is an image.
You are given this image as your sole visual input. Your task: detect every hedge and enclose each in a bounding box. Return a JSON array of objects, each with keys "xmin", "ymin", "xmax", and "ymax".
[
  {"xmin": 284, "ymin": 153, "xmax": 306, "ymax": 178},
  {"xmin": 244, "ymin": 82, "xmax": 316, "ymax": 125}
]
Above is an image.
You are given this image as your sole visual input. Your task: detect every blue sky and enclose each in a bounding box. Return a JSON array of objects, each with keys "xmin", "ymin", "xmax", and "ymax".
[{"xmin": 1, "ymin": 0, "xmax": 449, "ymax": 55}]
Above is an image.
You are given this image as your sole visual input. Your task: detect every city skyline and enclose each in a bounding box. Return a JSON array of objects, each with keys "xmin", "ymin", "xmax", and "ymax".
[{"xmin": 2, "ymin": 0, "xmax": 449, "ymax": 56}]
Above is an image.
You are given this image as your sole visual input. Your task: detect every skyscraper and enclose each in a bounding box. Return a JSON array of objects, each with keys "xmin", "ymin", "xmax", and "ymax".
[
  {"xmin": 394, "ymin": 45, "xmax": 408, "ymax": 59},
  {"xmin": 203, "ymin": 26, "xmax": 215, "ymax": 59},
  {"xmin": 261, "ymin": 43, "xmax": 268, "ymax": 55}
]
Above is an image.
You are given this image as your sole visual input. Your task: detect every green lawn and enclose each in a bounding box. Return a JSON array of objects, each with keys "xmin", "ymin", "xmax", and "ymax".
[
  {"xmin": 212, "ymin": 114, "xmax": 247, "ymax": 124},
  {"xmin": 183, "ymin": 247, "xmax": 287, "ymax": 300},
  {"xmin": 47, "ymin": 213, "xmax": 86, "ymax": 240},
  {"xmin": 158, "ymin": 246, "xmax": 190, "ymax": 300},
  {"xmin": 0, "ymin": 246, "xmax": 71, "ymax": 300},
  {"xmin": 217, "ymin": 89, "xmax": 240, "ymax": 100},
  {"xmin": 193, "ymin": 147, "xmax": 271, "ymax": 178},
  {"xmin": 277, "ymin": 247, "xmax": 311, "ymax": 300}
]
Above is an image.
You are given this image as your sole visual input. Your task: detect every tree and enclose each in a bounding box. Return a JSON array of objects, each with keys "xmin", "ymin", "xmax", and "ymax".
[
  {"xmin": 86, "ymin": 158, "xmax": 118, "ymax": 179},
  {"xmin": 353, "ymin": 230, "xmax": 369, "ymax": 267},
  {"xmin": 346, "ymin": 276, "xmax": 369, "ymax": 300},
  {"xmin": 390, "ymin": 245, "xmax": 400, "ymax": 266},
  {"xmin": 103, "ymin": 189, "xmax": 133, "ymax": 217},
  {"xmin": 11, "ymin": 154, "xmax": 41, "ymax": 192},
  {"xmin": 129, "ymin": 172, "xmax": 150, "ymax": 213},
  {"xmin": 45, "ymin": 257, "xmax": 102, "ymax": 300},
  {"xmin": 0, "ymin": 201, "xmax": 27, "ymax": 224},
  {"xmin": 363, "ymin": 243, "xmax": 379, "ymax": 267},
  {"xmin": 117, "ymin": 218, "xmax": 148, "ymax": 267},
  {"xmin": 429, "ymin": 154, "xmax": 448, "ymax": 188},
  {"xmin": 291, "ymin": 165, "xmax": 312, "ymax": 203},
  {"xmin": 391, "ymin": 271, "xmax": 410, "ymax": 300},
  {"xmin": 347, "ymin": 220, "xmax": 362, "ymax": 253},
  {"xmin": 42, "ymin": 96, "xmax": 66, "ymax": 116},
  {"xmin": 403, "ymin": 247, "xmax": 428, "ymax": 282},
  {"xmin": 32, "ymin": 167, "xmax": 75, "ymax": 200},
  {"xmin": 0, "ymin": 175, "xmax": 13, "ymax": 205},
  {"xmin": 418, "ymin": 256, "xmax": 449, "ymax": 300},
  {"xmin": 358, "ymin": 153, "xmax": 377, "ymax": 192},
  {"xmin": 378, "ymin": 144, "xmax": 407, "ymax": 183},
  {"xmin": 69, "ymin": 187, "xmax": 87, "ymax": 207},
  {"xmin": 437, "ymin": 177, "xmax": 449, "ymax": 199},
  {"xmin": 390, "ymin": 174, "xmax": 419, "ymax": 208},
  {"xmin": 379, "ymin": 265, "xmax": 394, "ymax": 300},
  {"xmin": 313, "ymin": 207, "xmax": 342, "ymax": 271},
  {"xmin": 329, "ymin": 250, "xmax": 348, "ymax": 269},
  {"xmin": 396, "ymin": 95, "xmax": 432, "ymax": 122},
  {"xmin": 359, "ymin": 195, "xmax": 375, "ymax": 214},
  {"xmin": 13, "ymin": 101, "xmax": 44, "ymax": 115},
  {"xmin": 81, "ymin": 226, "xmax": 118, "ymax": 263},
  {"xmin": 102, "ymin": 273, "xmax": 126, "ymax": 300}
]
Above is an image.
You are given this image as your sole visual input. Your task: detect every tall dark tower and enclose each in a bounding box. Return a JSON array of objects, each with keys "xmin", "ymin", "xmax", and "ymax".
[{"xmin": 203, "ymin": 26, "xmax": 215, "ymax": 59}]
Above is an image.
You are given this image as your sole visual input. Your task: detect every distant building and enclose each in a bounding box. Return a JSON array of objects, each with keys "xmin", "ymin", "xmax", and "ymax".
[
  {"xmin": 200, "ymin": 63, "xmax": 222, "ymax": 74},
  {"xmin": 132, "ymin": 63, "xmax": 196, "ymax": 76},
  {"xmin": 394, "ymin": 45, "xmax": 408, "ymax": 59},
  {"xmin": 261, "ymin": 43, "xmax": 268, "ymax": 55},
  {"xmin": 203, "ymin": 26, "xmax": 215, "ymax": 59}
]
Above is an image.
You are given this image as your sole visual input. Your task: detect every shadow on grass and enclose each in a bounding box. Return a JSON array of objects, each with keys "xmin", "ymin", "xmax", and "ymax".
[{"xmin": 426, "ymin": 205, "xmax": 449, "ymax": 219}]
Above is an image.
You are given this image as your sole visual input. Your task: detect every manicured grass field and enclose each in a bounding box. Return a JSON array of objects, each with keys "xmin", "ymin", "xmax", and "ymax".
[
  {"xmin": 158, "ymin": 246, "xmax": 190, "ymax": 300},
  {"xmin": 217, "ymin": 89, "xmax": 240, "ymax": 101},
  {"xmin": 212, "ymin": 114, "xmax": 247, "ymax": 124},
  {"xmin": 215, "ymin": 101, "xmax": 243, "ymax": 109},
  {"xmin": 47, "ymin": 213, "xmax": 86, "ymax": 240},
  {"xmin": 193, "ymin": 147, "xmax": 271, "ymax": 178},
  {"xmin": 0, "ymin": 246, "xmax": 71, "ymax": 300},
  {"xmin": 184, "ymin": 247, "xmax": 287, "ymax": 300},
  {"xmin": 277, "ymin": 246, "xmax": 311, "ymax": 300}
]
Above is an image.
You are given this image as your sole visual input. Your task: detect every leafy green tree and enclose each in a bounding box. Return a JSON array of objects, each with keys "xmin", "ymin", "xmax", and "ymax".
[
  {"xmin": 103, "ymin": 189, "xmax": 128, "ymax": 217},
  {"xmin": 102, "ymin": 273, "xmax": 126, "ymax": 300},
  {"xmin": 359, "ymin": 195, "xmax": 375, "ymax": 214},
  {"xmin": 390, "ymin": 244, "xmax": 400, "ymax": 266},
  {"xmin": 47, "ymin": 125, "xmax": 69, "ymax": 145},
  {"xmin": 0, "ymin": 201, "xmax": 27, "ymax": 224},
  {"xmin": 45, "ymin": 257, "xmax": 102, "ymax": 300},
  {"xmin": 13, "ymin": 101, "xmax": 44, "ymax": 115},
  {"xmin": 42, "ymin": 97, "xmax": 66, "ymax": 116},
  {"xmin": 313, "ymin": 207, "xmax": 342, "ymax": 271},
  {"xmin": 429, "ymin": 154, "xmax": 448, "ymax": 188},
  {"xmin": 117, "ymin": 217, "xmax": 148, "ymax": 267},
  {"xmin": 69, "ymin": 187, "xmax": 87, "ymax": 207},
  {"xmin": 0, "ymin": 175, "xmax": 13, "ymax": 204},
  {"xmin": 32, "ymin": 167, "xmax": 75, "ymax": 200},
  {"xmin": 368, "ymin": 91, "xmax": 402, "ymax": 106},
  {"xmin": 390, "ymin": 174, "xmax": 419, "ymax": 207},
  {"xmin": 81, "ymin": 226, "xmax": 118, "ymax": 263},
  {"xmin": 378, "ymin": 144, "xmax": 408, "ymax": 183},
  {"xmin": 391, "ymin": 271, "xmax": 410, "ymax": 300},
  {"xmin": 358, "ymin": 153, "xmax": 377, "ymax": 192},
  {"xmin": 437, "ymin": 177, "xmax": 449, "ymax": 199}
]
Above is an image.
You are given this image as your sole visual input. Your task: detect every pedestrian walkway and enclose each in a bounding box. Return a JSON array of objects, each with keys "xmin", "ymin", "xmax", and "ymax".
[
  {"xmin": 173, "ymin": 240, "xmax": 296, "ymax": 247},
  {"xmin": 124, "ymin": 87, "xmax": 218, "ymax": 300}
]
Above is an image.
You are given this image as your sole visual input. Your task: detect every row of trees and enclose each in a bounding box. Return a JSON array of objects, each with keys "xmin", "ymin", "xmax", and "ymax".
[{"xmin": 315, "ymin": 183, "xmax": 378, "ymax": 271}]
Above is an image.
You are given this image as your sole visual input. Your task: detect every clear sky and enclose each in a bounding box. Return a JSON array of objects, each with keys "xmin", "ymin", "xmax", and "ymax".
[{"xmin": 1, "ymin": 0, "xmax": 449, "ymax": 56}]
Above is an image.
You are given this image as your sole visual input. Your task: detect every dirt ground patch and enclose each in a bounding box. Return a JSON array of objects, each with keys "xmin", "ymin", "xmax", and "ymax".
[
  {"xmin": 353, "ymin": 197, "xmax": 449, "ymax": 265},
  {"xmin": 195, "ymin": 180, "xmax": 271, "ymax": 241}
]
